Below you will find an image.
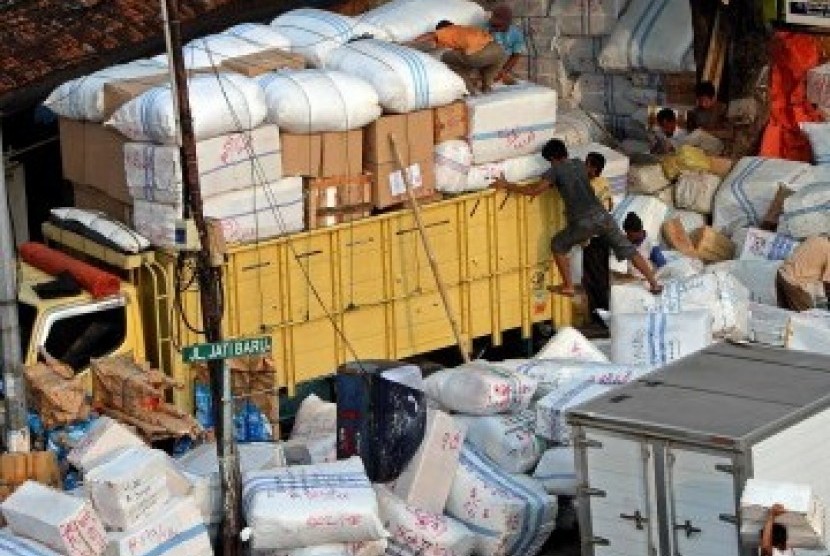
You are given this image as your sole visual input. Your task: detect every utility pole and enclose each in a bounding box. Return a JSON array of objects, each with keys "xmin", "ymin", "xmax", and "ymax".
[
  {"xmin": 0, "ymin": 126, "xmax": 29, "ymax": 454},
  {"xmin": 160, "ymin": 0, "xmax": 241, "ymax": 554}
]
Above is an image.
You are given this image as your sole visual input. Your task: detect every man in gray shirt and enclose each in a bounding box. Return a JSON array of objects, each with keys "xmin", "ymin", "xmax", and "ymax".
[{"xmin": 494, "ymin": 139, "xmax": 663, "ymax": 296}]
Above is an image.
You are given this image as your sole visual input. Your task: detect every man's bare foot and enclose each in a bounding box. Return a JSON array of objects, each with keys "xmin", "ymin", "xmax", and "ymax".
[{"xmin": 548, "ymin": 284, "xmax": 576, "ymax": 297}]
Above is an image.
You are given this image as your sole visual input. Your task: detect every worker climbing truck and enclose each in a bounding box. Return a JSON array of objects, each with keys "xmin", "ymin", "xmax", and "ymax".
[{"xmin": 14, "ymin": 189, "xmax": 574, "ymax": 416}]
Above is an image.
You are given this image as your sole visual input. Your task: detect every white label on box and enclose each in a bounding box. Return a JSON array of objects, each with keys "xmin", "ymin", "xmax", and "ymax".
[{"xmin": 389, "ymin": 164, "xmax": 423, "ymax": 197}]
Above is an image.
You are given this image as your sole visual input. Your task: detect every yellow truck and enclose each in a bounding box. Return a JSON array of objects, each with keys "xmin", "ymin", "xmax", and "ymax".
[{"xmin": 18, "ymin": 189, "xmax": 574, "ymax": 414}]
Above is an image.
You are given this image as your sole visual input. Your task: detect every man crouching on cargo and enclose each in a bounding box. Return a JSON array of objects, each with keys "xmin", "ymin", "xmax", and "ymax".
[{"xmin": 493, "ymin": 139, "xmax": 663, "ymax": 296}]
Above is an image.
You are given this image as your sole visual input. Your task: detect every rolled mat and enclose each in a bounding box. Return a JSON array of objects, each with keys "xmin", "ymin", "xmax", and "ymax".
[{"xmin": 20, "ymin": 242, "xmax": 120, "ymax": 299}]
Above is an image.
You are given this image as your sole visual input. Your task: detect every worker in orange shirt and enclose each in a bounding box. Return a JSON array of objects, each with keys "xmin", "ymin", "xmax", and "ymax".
[{"xmin": 413, "ymin": 21, "xmax": 508, "ymax": 94}]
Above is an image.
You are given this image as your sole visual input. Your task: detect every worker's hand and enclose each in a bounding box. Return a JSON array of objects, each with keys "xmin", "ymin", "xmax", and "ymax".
[{"xmin": 769, "ymin": 504, "xmax": 786, "ymax": 518}]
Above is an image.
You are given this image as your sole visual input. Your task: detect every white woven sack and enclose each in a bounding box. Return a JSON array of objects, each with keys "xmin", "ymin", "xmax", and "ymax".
[
  {"xmin": 628, "ymin": 163, "xmax": 669, "ymax": 195},
  {"xmin": 712, "ymin": 156, "xmax": 815, "ymax": 237},
  {"xmin": 707, "ymin": 260, "xmax": 781, "ymax": 307},
  {"xmin": 550, "ymin": 109, "xmax": 603, "ymax": 147},
  {"xmin": 435, "ymin": 140, "xmax": 474, "ymax": 193},
  {"xmin": 242, "ymin": 457, "xmax": 387, "ymax": 551},
  {"xmin": 787, "ymin": 310, "xmax": 830, "ymax": 357},
  {"xmin": 748, "ymin": 302, "xmax": 794, "ymax": 347},
  {"xmin": 807, "ymin": 63, "xmax": 830, "ymax": 109},
  {"xmin": 44, "ymin": 59, "xmax": 168, "ymax": 122},
  {"xmin": 375, "ymin": 486, "xmax": 475, "ymax": 556},
  {"xmin": 125, "ymin": 125, "xmax": 283, "ymax": 204},
  {"xmin": 499, "ymin": 359, "xmax": 647, "ymax": 399},
  {"xmin": 167, "ymin": 24, "xmax": 292, "ymax": 69},
  {"xmin": 572, "ymin": 74, "xmax": 655, "ymax": 117},
  {"xmin": 532, "ymin": 446, "xmax": 577, "ymax": 496},
  {"xmin": 423, "ymin": 362, "xmax": 537, "ymax": 416},
  {"xmin": 50, "ymin": 208, "xmax": 150, "ymax": 253},
  {"xmin": 133, "ymin": 178, "xmax": 303, "ymax": 248},
  {"xmin": 257, "ymin": 69, "xmax": 380, "ymax": 132},
  {"xmin": 466, "ymin": 154, "xmax": 549, "ymax": 191},
  {"xmin": 466, "ymin": 83, "xmax": 558, "ymax": 164},
  {"xmin": 682, "ymin": 129, "xmax": 724, "ymax": 156},
  {"xmin": 453, "ymin": 411, "xmax": 544, "ymax": 474},
  {"xmin": 360, "ymin": 0, "xmax": 487, "ymax": 42},
  {"xmin": 668, "ymin": 210, "xmax": 706, "ymax": 237},
  {"xmin": 264, "ymin": 541, "xmax": 388, "ymax": 556},
  {"xmin": 536, "ymin": 326, "xmax": 608, "ymax": 362},
  {"xmin": 779, "ymin": 182, "xmax": 830, "ymax": 239},
  {"xmin": 609, "ymin": 310, "xmax": 713, "ymax": 367},
  {"xmin": 599, "ymin": 0, "xmax": 694, "ymax": 72},
  {"xmin": 656, "ymin": 250, "xmax": 703, "ymax": 281},
  {"xmin": 270, "ymin": 9, "xmax": 388, "ymax": 68},
  {"xmin": 107, "ymin": 73, "xmax": 267, "ymax": 143},
  {"xmin": 325, "ymin": 40, "xmax": 467, "ymax": 114},
  {"xmin": 611, "ymin": 272, "xmax": 750, "ymax": 340},
  {"xmin": 675, "ymin": 171, "xmax": 721, "ymax": 214},
  {"xmin": 445, "ymin": 445, "xmax": 556, "ymax": 556},
  {"xmin": 286, "ymin": 394, "xmax": 337, "ymax": 464},
  {"xmin": 549, "ymin": 0, "xmax": 626, "ymax": 36},
  {"xmin": 801, "ymin": 122, "xmax": 830, "ymax": 165},
  {"xmin": 733, "ymin": 227, "xmax": 800, "ymax": 261},
  {"xmin": 554, "ymin": 37, "xmax": 606, "ymax": 75}
]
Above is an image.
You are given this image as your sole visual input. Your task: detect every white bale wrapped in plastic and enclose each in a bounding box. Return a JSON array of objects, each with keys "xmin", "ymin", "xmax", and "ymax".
[
  {"xmin": 535, "ymin": 326, "xmax": 609, "ymax": 362},
  {"xmin": 628, "ymin": 162, "xmax": 669, "ymax": 195},
  {"xmin": 554, "ymin": 37, "xmax": 606, "ymax": 75},
  {"xmin": 44, "ymin": 59, "xmax": 168, "ymax": 122},
  {"xmin": 270, "ymin": 9, "xmax": 388, "ymax": 68},
  {"xmin": 707, "ymin": 259, "xmax": 782, "ymax": 307},
  {"xmin": 242, "ymin": 457, "xmax": 387, "ymax": 551},
  {"xmin": 611, "ymin": 272, "xmax": 751, "ymax": 340},
  {"xmin": 500, "ymin": 359, "xmax": 647, "ymax": 400},
  {"xmin": 359, "ymin": 0, "xmax": 487, "ymax": 42},
  {"xmin": 787, "ymin": 310, "xmax": 830, "ymax": 356},
  {"xmin": 668, "ymin": 210, "xmax": 707, "ymax": 237},
  {"xmin": 125, "ymin": 125, "xmax": 283, "ymax": 204},
  {"xmin": 748, "ymin": 302, "xmax": 794, "ymax": 347},
  {"xmin": 262, "ymin": 541, "xmax": 388, "ymax": 556},
  {"xmin": 453, "ymin": 411, "xmax": 544, "ymax": 474},
  {"xmin": 104, "ymin": 497, "xmax": 212, "ymax": 556},
  {"xmin": 257, "ymin": 70, "xmax": 381, "ymax": 133},
  {"xmin": 609, "ymin": 310, "xmax": 713, "ymax": 367},
  {"xmin": 107, "ymin": 73, "xmax": 267, "ymax": 144},
  {"xmin": 466, "ymin": 154, "xmax": 548, "ymax": 191},
  {"xmin": 656, "ymin": 250, "xmax": 704, "ymax": 281},
  {"xmin": 67, "ymin": 416, "xmax": 145, "ymax": 473},
  {"xmin": 733, "ymin": 227, "xmax": 800, "ymax": 261},
  {"xmin": 779, "ymin": 182, "xmax": 830, "ymax": 239},
  {"xmin": 177, "ymin": 442, "xmax": 285, "ymax": 526},
  {"xmin": 741, "ymin": 479, "xmax": 826, "ymax": 547},
  {"xmin": 599, "ymin": 0, "xmax": 694, "ymax": 72},
  {"xmin": 550, "ymin": 109, "xmax": 603, "ymax": 147},
  {"xmin": 285, "ymin": 394, "xmax": 336, "ymax": 464},
  {"xmin": 2, "ymin": 481, "xmax": 108, "ymax": 556},
  {"xmin": 674, "ymin": 171, "xmax": 721, "ymax": 214},
  {"xmin": 571, "ymin": 74, "xmax": 662, "ymax": 117},
  {"xmin": 133, "ymin": 178, "xmax": 303, "ymax": 248},
  {"xmin": 50, "ymin": 208, "xmax": 151, "ymax": 254},
  {"xmin": 325, "ymin": 40, "xmax": 466, "ymax": 114},
  {"xmin": 375, "ymin": 486, "xmax": 475, "ymax": 556},
  {"xmin": 166, "ymin": 24, "xmax": 292, "ymax": 69},
  {"xmin": 549, "ymin": 0, "xmax": 627, "ymax": 37},
  {"xmin": 466, "ymin": 83, "xmax": 558, "ymax": 164},
  {"xmin": 445, "ymin": 445, "xmax": 556, "ymax": 556},
  {"xmin": 532, "ymin": 446, "xmax": 577, "ymax": 496},
  {"xmin": 435, "ymin": 140, "xmax": 474, "ymax": 193},
  {"xmin": 0, "ymin": 530, "xmax": 63, "ymax": 556},
  {"xmin": 84, "ymin": 447, "xmax": 172, "ymax": 531},
  {"xmin": 712, "ymin": 156, "xmax": 815, "ymax": 236},
  {"xmin": 423, "ymin": 362, "xmax": 537, "ymax": 416}
]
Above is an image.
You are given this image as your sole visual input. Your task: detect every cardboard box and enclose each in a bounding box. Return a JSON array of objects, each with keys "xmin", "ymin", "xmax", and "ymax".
[
  {"xmin": 364, "ymin": 110, "xmax": 434, "ymax": 165},
  {"xmin": 72, "ymin": 183, "xmax": 133, "ymax": 225},
  {"xmin": 59, "ymin": 118, "xmax": 130, "ymax": 203},
  {"xmin": 0, "ymin": 452, "xmax": 61, "ymax": 503},
  {"xmin": 305, "ymin": 174, "xmax": 373, "ymax": 229},
  {"xmin": 102, "ymin": 74, "xmax": 169, "ymax": 120},
  {"xmin": 221, "ymin": 48, "xmax": 306, "ymax": 77},
  {"xmin": 433, "ymin": 101, "xmax": 468, "ymax": 143},
  {"xmin": 281, "ymin": 130, "xmax": 362, "ymax": 178},
  {"xmin": 367, "ymin": 157, "xmax": 436, "ymax": 209}
]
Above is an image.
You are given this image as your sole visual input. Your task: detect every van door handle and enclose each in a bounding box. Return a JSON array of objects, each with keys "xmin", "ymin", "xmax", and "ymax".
[
  {"xmin": 674, "ymin": 520, "xmax": 702, "ymax": 538},
  {"xmin": 620, "ymin": 510, "xmax": 648, "ymax": 530},
  {"xmin": 588, "ymin": 536, "xmax": 609, "ymax": 546}
]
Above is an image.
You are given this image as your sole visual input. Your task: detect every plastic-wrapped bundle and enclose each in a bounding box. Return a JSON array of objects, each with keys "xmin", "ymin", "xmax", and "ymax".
[
  {"xmin": 423, "ymin": 362, "xmax": 537, "ymax": 416},
  {"xmin": 359, "ymin": 0, "xmax": 487, "ymax": 42}
]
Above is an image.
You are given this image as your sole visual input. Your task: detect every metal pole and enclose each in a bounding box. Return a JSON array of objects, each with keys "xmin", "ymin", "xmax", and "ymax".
[
  {"xmin": 388, "ymin": 134, "xmax": 471, "ymax": 364},
  {"xmin": 0, "ymin": 126, "xmax": 30, "ymax": 453},
  {"xmin": 160, "ymin": 0, "xmax": 240, "ymax": 553}
]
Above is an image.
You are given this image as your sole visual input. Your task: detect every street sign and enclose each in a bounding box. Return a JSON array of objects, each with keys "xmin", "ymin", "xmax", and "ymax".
[{"xmin": 182, "ymin": 336, "xmax": 272, "ymax": 363}]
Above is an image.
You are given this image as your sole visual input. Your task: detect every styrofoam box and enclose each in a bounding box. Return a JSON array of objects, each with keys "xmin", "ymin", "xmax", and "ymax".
[{"xmin": 67, "ymin": 416, "xmax": 145, "ymax": 473}]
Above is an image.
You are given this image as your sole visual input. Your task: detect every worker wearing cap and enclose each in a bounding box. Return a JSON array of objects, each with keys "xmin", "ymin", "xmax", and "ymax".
[
  {"xmin": 486, "ymin": 5, "xmax": 527, "ymax": 85},
  {"xmin": 776, "ymin": 235, "xmax": 830, "ymax": 311}
]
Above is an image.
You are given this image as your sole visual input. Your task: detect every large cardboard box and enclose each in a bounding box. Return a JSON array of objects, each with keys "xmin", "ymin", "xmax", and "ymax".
[
  {"xmin": 72, "ymin": 183, "xmax": 132, "ymax": 225},
  {"xmin": 367, "ymin": 157, "xmax": 436, "ymax": 209},
  {"xmin": 365, "ymin": 110, "xmax": 434, "ymax": 165},
  {"xmin": 305, "ymin": 174, "xmax": 373, "ymax": 229},
  {"xmin": 433, "ymin": 101, "xmax": 468, "ymax": 143},
  {"xmin": 281, "ymin": 130, "xmax": 362, "ymax": 178},
  {"xmin": 221, "ymin": 48, "xmax": 306, "ymax": 77},
  {"xmin": 59, "ymin": 119, "xmax": 130, "ymax": 203}
]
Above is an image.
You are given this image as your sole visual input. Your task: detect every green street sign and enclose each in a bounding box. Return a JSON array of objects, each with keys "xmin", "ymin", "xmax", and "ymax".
[{"xmin": 182, "ymin": 336, "xmax": 272, "ymax": 363}]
